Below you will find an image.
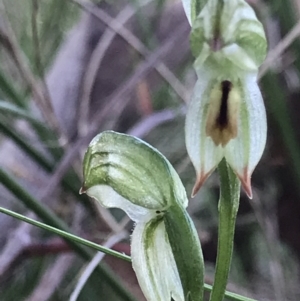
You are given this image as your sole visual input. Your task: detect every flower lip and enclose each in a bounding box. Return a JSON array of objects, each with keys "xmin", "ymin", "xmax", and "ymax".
[
  {"xmin": 186, "ymin": 73, "xmax": 267, "ymax": 199},
  {"xmin": 205, "ymin": 80, "xmax": 240, "ymax": 147},
  {"xmin": 216, "ymin": 80, "xmax": 232, "ymax": 128}
]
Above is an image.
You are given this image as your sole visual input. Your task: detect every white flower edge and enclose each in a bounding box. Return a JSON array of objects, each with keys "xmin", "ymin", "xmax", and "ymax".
[
  {"xmin": 86, "ymin": 185, "xmax": 152, "ymax": 222},
  {"xmin": 132, "ymin": 219, "xmax": 184, "ymax": 301}
]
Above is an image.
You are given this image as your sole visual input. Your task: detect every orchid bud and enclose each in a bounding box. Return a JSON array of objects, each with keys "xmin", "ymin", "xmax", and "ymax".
[{"xmin": 82, "ymin": 131, "xmax": 204, "ymax": 301}]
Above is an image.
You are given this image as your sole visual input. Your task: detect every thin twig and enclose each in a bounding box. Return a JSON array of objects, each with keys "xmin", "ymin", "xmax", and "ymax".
[
  {"xmin": 0, "ymin": 212, "xmax": 34, "ymax": 277},
  {"xmin": 78, "ymin": 5, "xmax": 137, "ymax": 137},
  {"xmin": 38, "ymin": 22, "xmax": 190, "ymax": 203},
  {"xmin": 25, "ymin": 254, "xmax": 74, "ymax": 301},
  {"xmin": 259, "ymin": 20, "xmax": 300, "ymax": 79},
  {"xmin": 127, "ymin": 106, "xmax": 185, "ymax": 137},
  {"xmin": 250, "ymin": 188, "xmax": 286, "ymax": 301},
  {"xmin": 0, "ymin": 206, "xmax": 259, "ymax": 301},
  {"xmin": 94, "ymin": 201, "xmax": 126, "ymax": 233},
  {"xmin": 0, "ymin": 11, "xmax": 66, "ymax": 143},
  {"xmin": 71, "ymin": 0, "xmax": 189, "ymax": 103},
  {"xmin": 31, "ymin": 0, "xmax": 44, "ymax": 78},
  {"xmin": 30, "ymin": 0, "xmax": 64, "ymax": 142},
  {"xmin": 70, "ymin": 231, "xmax": 127, "ymax": 301}
]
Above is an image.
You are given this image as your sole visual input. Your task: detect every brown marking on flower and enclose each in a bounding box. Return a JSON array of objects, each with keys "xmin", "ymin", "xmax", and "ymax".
[
  {"xmin": 206, "ymin": 80, "xmax": 240, "ymax": 146},
  {"xmin": 211, "ymin": 32, "xmax": 223, "ymax": 52},
  {"xmin": 210, "ymin": 1, "xmax": 224, "ymax": 52}
]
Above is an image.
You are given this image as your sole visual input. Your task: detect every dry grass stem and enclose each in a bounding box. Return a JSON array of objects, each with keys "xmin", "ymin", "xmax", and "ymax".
[
  {"xmin": 69, "ymin": 231, "xmax": 128, "ymax": 301},
  {"xmin": 78, "ymin": 5, "xmax": 137, "ymax": 137},
  {"xmin": 0, "ymin": 12, "xmax": 67, "ymax": 144},
  {"xmin": 259, "ymin": 20, "xmax": 300, "ymax": 79},
  {"xmin": 71, "ymin": 0, "xmax": 189, "ymax": 103},
  {"xmin": 38, "ymin": 22, "xmax": 189, "ymax": 205},
  {"xmin": 25, "ymin": 254, "xmax": 74, "ymax": 301}
]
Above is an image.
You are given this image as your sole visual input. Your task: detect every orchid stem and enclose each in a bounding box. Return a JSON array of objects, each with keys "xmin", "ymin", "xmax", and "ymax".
[{"xmin": 209, "ymin": 159, "xmax": 241, "ymax": 301}]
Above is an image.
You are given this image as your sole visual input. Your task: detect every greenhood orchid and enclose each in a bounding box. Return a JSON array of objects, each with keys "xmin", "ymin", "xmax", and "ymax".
[
  {"xmin": 81, "ymin": 131, "xmax": 204, "ymax": 301},
  {"xmin": 185, "ymin": 0, "xmax": 267, "ymax": 198}
]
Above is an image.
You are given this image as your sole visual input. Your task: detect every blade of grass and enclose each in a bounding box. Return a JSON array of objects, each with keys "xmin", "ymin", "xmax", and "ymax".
[
  {"xmin": 261, "ymin": 72, "xmax": 300, "ymax": 196},
  {"xmin": 70, "ymin": 232, "xmax": 128, "ymax": 301},
  {"xmin": 0, "ymin": 205, "xmax": 259, "ymax": 301},
  {"xmin": 204, "ymin": 283, "xmax": 258, "ymax": 301},
  {"xmin": 38, "ymin": 0, "xmax": 79, "ymax": 67},
  {"xmin": 0, "ymin": 100, "xmax": 64, "ymax": 159},
  {"xmin": 273, "ymin": 0, "xmax": 300, "ymax": 71},
  {"xmin": 0, "ymin": 115, "xmax": 54, "ymax": 169},
  {"xmin": 0, "ymin": 100, "xmax": 48, "ymax": 130},
  {"xmin": 0, "ymin": 68, "xmax": 26, "ymax": 108},
  {"xmin": 0, "ymin": 115, "xmax": 92, "ymax": 211},
  {"xmin": 0, "ymin": 167, "xmax": 137, "ymax": 301},
  {"xmin": 0, "ymin": 206, "xmax": 130, "ymax": 261}
]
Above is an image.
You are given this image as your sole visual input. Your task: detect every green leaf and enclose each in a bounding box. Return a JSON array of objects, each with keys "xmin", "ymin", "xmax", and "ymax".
[
  {"xmin": 0, "ymin": 69, "xmax": 26, "ymax": 108},
  {"xmin": 0, "ymin": 100, "xmax": 47, "ymax": 130}
]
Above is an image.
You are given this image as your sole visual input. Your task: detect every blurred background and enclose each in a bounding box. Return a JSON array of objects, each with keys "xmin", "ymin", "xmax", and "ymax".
[{"xmin": 0, "ymin": 0, "xmax": 299, "ymax": 300}]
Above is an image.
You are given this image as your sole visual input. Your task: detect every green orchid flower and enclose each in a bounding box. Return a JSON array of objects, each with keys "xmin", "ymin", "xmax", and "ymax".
[
  {"xmin": 81, "ymin": 131, "xmax": 204, "ymax": 301},
  {"xmin": 184, "ymin": 0, "xmax": 267, "ymax": 198}
]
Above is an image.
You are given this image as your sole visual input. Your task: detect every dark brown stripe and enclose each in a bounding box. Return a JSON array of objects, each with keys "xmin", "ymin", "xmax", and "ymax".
[{"xmin": 217, "ymin": 80, "xmax": 232, "ymax": 128}]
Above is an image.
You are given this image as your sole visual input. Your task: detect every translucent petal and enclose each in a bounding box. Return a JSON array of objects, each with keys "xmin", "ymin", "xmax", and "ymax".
[
  {"xmin": 222, "ymin": 0, "xmax": 267, "ymax": 66},
  {"xmin": 181, "ymin": 0, "xmax": 207, "ymax": 26},
  {"xmin": 191, "ymin": 0, "xmax": 267, "ymax": 68},
  {"xmin": 224, "ymin": 73, "xmax": 267, "ymax": 198},
  {"xmin": 181, "ymin": 0, "xmax": 192, "ymax": 25},
  {"xmin": 221, "ymin": 44, "xmax": 258, "ymax": 71},
  {"xmin": 185, "ymin": 77, "xmax": 224, "ymax": 196},
  {"xmin": 131, "ymin": 218, "xmax": 184, "ymax": 301},
  {"xmin": 86, "ymin": 185, "xmax": 152, "ymax": 222}
]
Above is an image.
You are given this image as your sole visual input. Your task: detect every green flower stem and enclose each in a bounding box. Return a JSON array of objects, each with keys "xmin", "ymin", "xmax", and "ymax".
[
  {"xmin": 0, "ymin": 204, "xmax": 258, "ymax": 301},
  {"xmin": 165, "ymin": 202, "xmax": 204, "ymax": 301},
  {"xmin": 209, "ymin": 159, "xmax": 241, "ymax": 301},
  {"xmin": 0, "ymin": 168, "xmax": 136, "ymax": 301}
]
